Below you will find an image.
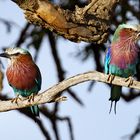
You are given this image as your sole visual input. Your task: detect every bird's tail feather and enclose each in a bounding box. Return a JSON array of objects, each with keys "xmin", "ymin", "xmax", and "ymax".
[
  {"xmin": 30, "ymin": 105, "xmax": 39, "ymax": 117},
  {"xmin": 109, "ymin": 85, "xmax": 122, "ymax": 114}
]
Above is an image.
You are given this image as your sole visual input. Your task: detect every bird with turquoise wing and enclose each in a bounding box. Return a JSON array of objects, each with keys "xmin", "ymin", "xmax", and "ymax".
[
  {"xmin": 105, "ymin": 24, "xmax": 140, "ymax": 113},
  {"xmin": 0, "ymin": 48, "xmax": 42, "ymax": 118}
]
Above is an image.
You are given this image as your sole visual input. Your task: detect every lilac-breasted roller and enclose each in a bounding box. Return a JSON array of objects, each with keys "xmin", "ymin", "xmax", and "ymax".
[
  {"xmin": 0, "ymin": 48, "xmax": 42, "ymax": 117},
  {"xmin": 105, "ymin": 24, "xmax": 140, "ymax": 113}
]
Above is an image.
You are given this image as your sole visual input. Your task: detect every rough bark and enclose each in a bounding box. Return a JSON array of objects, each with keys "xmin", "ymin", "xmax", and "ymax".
[{"xmin": 11, "ymin": 0, "xmax": 120, "ymax": 43}]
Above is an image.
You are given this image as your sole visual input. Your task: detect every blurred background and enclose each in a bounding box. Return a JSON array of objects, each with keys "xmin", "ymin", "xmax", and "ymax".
[{"xmin": 0, "ymin": 0, "xmax": 140, "ymax": 140}]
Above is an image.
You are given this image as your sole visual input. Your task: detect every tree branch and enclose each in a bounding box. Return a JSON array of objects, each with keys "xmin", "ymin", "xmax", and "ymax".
[
  {"xmin": 11, "ymin": 0, "xmax": 120, "ymax": 43},
  {"xmin": 0, "ymin": 70, "xmax": 140, "ymax": 112}
]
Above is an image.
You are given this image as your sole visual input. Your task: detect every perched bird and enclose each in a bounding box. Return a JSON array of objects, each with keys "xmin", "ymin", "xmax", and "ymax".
[
  {"xmin": 105, "ymin": 24, "xmax": 140, "ymax": 113},
  {"xmin": 0, "ymin": 48, "xmax": 42, "ymax": 118}
]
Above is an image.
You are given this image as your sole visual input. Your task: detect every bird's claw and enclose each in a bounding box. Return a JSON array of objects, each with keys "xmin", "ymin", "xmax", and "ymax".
[
  {"xmin": 28, "ymin": 94, "xmax": 35, "ymax": 102},
  {"xmin": 11, "ymin": 94, "xmax": 22, "ymax": 104},
  {"xmin": 107, "ymin": 74, "xmax": 115, "ymax": 84},
  {"xmin": 125, "ymin": 76, "xmax": 133, "ymax": 87}
]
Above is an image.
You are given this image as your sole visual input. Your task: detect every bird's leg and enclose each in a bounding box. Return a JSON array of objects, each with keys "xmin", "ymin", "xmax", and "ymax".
[
  {"xmin": 11, "ymin": 94, "xmax": 22, "ymax": 104},
  {"xmin": 107, "ymin": 74, "xmax": 115, "ymax": 84},
  {"xmin": 125, "ymin": 76, "xmax": 134, "ymax": 87},
  {"xmin": 28, "ymin": 94, "xmax": 35, "ymax": 102}
]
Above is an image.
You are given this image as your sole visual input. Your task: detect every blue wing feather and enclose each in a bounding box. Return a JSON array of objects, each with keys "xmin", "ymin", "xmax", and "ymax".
[
  {"xmin": 35, "ymin": 66, "xmax": 42, "ymax": 91},
  {"xmin": 104, "ymin": 47, "xmax": 111, "ymax": 74}
]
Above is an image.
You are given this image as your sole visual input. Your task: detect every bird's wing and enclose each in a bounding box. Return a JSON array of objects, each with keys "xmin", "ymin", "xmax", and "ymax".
[
  {"xmin": 104, "ymin": 47, "xmax": 111, "ymax": 74},
  {"xmin": 35, "ymin": 67, "xmax": 42, "ymax": 91}
]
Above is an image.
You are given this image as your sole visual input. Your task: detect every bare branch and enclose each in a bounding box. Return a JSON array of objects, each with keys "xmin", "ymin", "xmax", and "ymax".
[
  {"xmin": 11, "ymin": 0, "xmax": 120, "ymax": 43},
  {"xmin": 0, "ymin": 71, "xmax": 140, "ymax": 112}
]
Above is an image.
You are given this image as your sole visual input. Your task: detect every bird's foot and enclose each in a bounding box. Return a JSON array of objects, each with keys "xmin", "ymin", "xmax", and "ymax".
[
  {"xmin": 11, "ymin": 94, "xmax": 22, "ymax": 104},
  {"xmin": 28, "ymin": 94, "xmax": 35, "ymax": 102},
  {"xmin": 107, "ymin": 74, "xmax": 115, "ymax": 84},
  {"xmin": 125, "ymin": 76, "xmax": 134, "ymax": 87}
]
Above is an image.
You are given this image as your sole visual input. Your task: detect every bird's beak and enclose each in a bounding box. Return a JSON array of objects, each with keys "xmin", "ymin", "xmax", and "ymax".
[
  {"xmin": 137, "ymin": 32, "xmax": 140, "ymax": 39},
  {"xmin": 136, "ymin": 25, "xmax": 140, "ymax": 39},
  {"xmin": 0, "ymin": 53, "xmax": 10, "ymax": 58},
  {"xmin": 11, "ymin": 0, "xmax": 17, "ymax": 3}
]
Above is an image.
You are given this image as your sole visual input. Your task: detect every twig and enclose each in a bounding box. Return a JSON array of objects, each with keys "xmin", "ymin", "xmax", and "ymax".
[{"xmin": 0, "ymin": 70, "xmax": 140, "ymax": 112}]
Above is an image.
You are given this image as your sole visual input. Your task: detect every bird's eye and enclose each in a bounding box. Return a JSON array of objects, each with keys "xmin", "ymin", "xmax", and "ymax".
[{"xmin": 14, "ymin": 53, "xmax": 20, "ymax": 56}]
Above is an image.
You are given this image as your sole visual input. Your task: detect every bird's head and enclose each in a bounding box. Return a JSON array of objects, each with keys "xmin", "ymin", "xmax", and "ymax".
[
  {"xmin": 0, "ymin": 48, "xmax": 32, "ymax": 65},
  {"xmin": 112, "ymin": 24, "xmax": 140, "ymax": 43}
]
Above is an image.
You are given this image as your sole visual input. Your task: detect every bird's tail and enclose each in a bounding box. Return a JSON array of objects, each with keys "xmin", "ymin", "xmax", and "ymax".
[
  {"xmin": 30, "ymin": 105, "xmax": 39, "ymax": 117},
  {"xmin": 109, "ymin": 85, "xmax": 122, "ymax": 114}
]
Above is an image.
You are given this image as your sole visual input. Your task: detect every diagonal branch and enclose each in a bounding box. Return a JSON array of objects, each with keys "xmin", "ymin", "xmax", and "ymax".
[
  {"xmin": 19, "ymin": 108, "xmax": 52, "ymax": 140},
  {"xmin": 57, "ymin": 116, "xmax": 74, "ymax": 140},
  {"xmin": 0, "ymin": 70, "xmax": 140, "ymax": 112}
]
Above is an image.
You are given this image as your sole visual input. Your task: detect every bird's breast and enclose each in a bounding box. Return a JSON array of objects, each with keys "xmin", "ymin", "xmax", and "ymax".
[
  {"xmin": 6, "ymin": 62, "xmax": 39, "ymax": 90},
  {"xmin": 110, "ymin": 48, "xmax": 138, "ymax": 69}
]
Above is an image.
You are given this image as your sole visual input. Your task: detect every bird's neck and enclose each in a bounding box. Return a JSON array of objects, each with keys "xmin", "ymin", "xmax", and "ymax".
[
  {"xmin": 112, "ymin": 37, "xmax": 138, "ymax": 52},
  {"xmin": 113, "ymin": 28, "xmax": 136, "ymax": 45},
  {"xmin": 9, "ymin": 54, "xmax": 33, "ymax": 67}
]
